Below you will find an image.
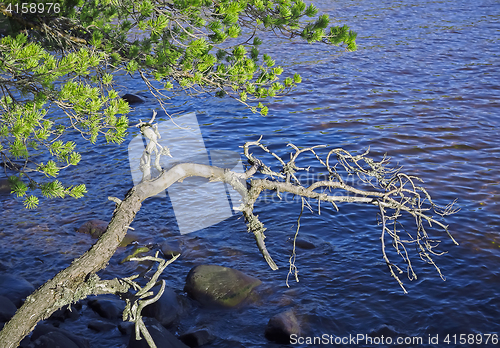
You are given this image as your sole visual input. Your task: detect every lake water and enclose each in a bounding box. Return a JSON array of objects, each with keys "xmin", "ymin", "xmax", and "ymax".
[{"xmin": 1, "ymin": 0, "xmax": 499, "ymax": 347}]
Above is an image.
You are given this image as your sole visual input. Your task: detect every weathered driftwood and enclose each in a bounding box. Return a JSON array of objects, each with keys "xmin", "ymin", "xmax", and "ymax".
[{"xmin": 0, "ymin": 135, "xmax": 458, "ymax": 347}]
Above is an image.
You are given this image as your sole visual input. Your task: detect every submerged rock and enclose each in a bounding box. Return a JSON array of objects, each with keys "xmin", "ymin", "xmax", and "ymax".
[
  {"xmin": 293, "ymin": 238, "xmax": 316, "ymax": 250},
  {"xmin": 88, "ymin": 319, "xmax": 116, "ymax": 332},
  {"xmin": 160, "ymin": 240, "xmax": 182, "ymax": 259},
  {"xmin": 119, "ymin": 245, "xmax": 151, "ymax": 264},
  {"xmin": 142, "ymin": 285, "xmax": 183, "ymax": 328},
  {"xmin": 76, "ymin": 219, "xmax": 108, "ymax": 238},
  {"xmin": 120, "ymin": 232, "xmax": 140, "ymax": 247},
  {"xmin": 128, "ymin": 318, "xmax": 189, "ymax": 348},
  {"xmin": 179, "ymin": 329, "xmax": 216, "ymax": 347},
  {"xmin": 30, "ymin": 331, "xmax": 82, "ymax": 348},
  {"xmin": 121, "ymin": 94, "xmax": 144, "ymax": 104},
  {"xmin": 0, "ymin": 295, "xmax": 17, "ymax": 322},
  {"xmin": 0, "ymin": 179, "xmax": 11, "ymax": 194},
  {"xmin": 118, "ymin": 321, "xmax": 135, "ymax": 336},
  {"xmin": 0, "ymin": 260, "xmax": 12, "ymax": 272},
  {"xmin": 265, "ymin": 310, "xmax": 301, "ymax": 344},
  {"xmin": 0, "ymin": 274, "xmax": 35, "ymax": 307},
  {"xmin": 30, "ymin": 324, "xmax": 89, "ymax": 348},
  {"xmin": 48, "ymin": 303, "xmax": 80, "ymax": 322},
  {"xmin": 369, "ymin": 324, "xmax": 408, "ymax": 339},
  {"xmin": 184, "ymin": 265, "xmax": 262, "ymax": 308},
  {"xmin": 88, "ymin": 297, "xmax": 125, "ymax": 319}
]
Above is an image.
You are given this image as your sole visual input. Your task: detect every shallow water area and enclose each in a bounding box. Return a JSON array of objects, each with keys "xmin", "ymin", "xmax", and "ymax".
[{"xmin": 1, "ymin": 0, "xmax": 500, "ymax": 347}]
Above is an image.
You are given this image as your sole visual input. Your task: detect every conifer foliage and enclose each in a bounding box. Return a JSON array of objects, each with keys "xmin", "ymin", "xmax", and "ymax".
[{"xmin": 0, "ymin": 0, "xmax": 356, "ymax": 209}]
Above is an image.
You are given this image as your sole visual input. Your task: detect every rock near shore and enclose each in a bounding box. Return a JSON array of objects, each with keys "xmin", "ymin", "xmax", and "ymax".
[{"xmin": 184, "ymin": 265, "xmax": 261, "ymax": 308}]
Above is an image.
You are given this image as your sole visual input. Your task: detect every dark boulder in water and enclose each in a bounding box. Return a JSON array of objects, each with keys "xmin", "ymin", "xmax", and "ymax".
[
  {"xmin": 88, "ymin": 319, "xmax": 116, "ymax": 332},
  {"xmin": 293, "ymin": 238, "xmax": 316, "ymax": 250},
  {"xmin": 0, "ymin": 274, "xmax": 35, "ymax": 308},
  {"xmin": 184, "ymin": 264, "xmax": 261, "ymax": 308},
  {"xmin": 369, "ymin": 324, "xmax": 409, "ymax": 340},
  {"xmin": 76, "ymin": 219, "xmax": 108, "ymax": 238},
  {"xmin": 265, "ymin": 310, "xmax": 301, "ymax": 344},
  {"xmin": 31, "ymin": 331, "xmax": 82, "ymax": 348},
  {"xmin": 160, "ymin": 240, "xmax": 182, "ymax": 259},
  {"xmin": 30, "ymin": 324, "xmax": 89, "ymax": 348},
  {"xmin": 88, "ymin": 296, "xmax": 125, "ymax": 319},
  {"xmin": 122, "ymin": 94, "xmax": 144, "ymax": 104},
  {"xmin": 0, "ymin": 295, "xmax": 17, "ymax": 322},
  {"xmin": 179, "ymin": 329, "xmax": 216, "ymax": 347},
  {"xmin": 142, "ymin": 285, "xmax": 183, "ymax": 328},
  {"xmin": 0, "ymin": 179, "xmax": 12, "ymax": 194},
  {"xmin": 128, "ymin": 317, "xmax": 189, "ymax": 348}
]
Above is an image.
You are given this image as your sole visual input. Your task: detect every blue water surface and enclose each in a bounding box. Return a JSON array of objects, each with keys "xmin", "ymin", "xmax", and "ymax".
[{"xmin": 1, "ymin": 0, "xmax": 500, "ymax": 347}]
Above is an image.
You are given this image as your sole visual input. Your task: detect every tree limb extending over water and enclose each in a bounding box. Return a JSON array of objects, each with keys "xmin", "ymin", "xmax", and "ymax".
[
  {"xmin": 239, "ymin": 137, "xmax": 459, "ymax": 292},
  {"xmin": 0, "ymin": 135, "xmax": 458, "ymax": 347}
]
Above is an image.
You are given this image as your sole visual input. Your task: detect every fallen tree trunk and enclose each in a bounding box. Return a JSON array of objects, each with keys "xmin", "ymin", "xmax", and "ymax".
[{"xmin": 0, "ymin": 140, "xmax": 458, "ymax": 347}]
